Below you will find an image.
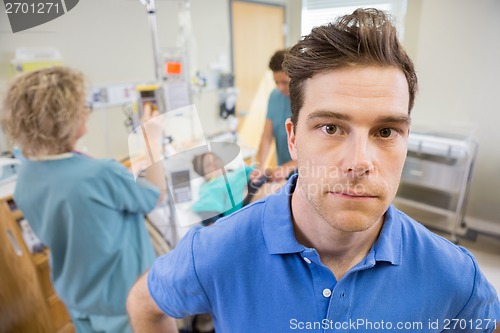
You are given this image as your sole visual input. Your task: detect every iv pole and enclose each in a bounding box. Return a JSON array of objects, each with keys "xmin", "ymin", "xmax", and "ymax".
[
  {"xmin": 138, "ymin": 0, "xmax": 181, "ymax": 249},
  {"xmin": 139, "ymin": 0, "xmax": 163, "ymax": 81}
]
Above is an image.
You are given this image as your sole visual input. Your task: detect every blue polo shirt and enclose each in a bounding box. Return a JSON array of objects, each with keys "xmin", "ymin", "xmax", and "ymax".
[
  {"xmin": 148, "ymin": 175, "xmax": 500, "ymax": 332},
  {"xmin": 266, "ymin": 88, "xmax": 292, "ymax": 166}
]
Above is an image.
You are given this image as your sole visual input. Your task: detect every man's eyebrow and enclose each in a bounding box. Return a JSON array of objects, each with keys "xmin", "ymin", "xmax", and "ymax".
[
  {"xmin": 306, "ymin": 110, "xmax": 351, "ymax": 122},
  {"xmin": 306, "ymin": 110, "xmax": 411, "ymax": 126},
  {"xmin": 375, "ymin": 115, "xmax": 412, "ymax": 126}
]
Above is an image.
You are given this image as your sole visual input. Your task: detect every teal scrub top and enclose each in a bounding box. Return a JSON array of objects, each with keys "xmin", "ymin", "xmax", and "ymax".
[
  {"xmin": 266, "ymin": 88, "xmax": 292, "ymax": 166},
  {"xmin": 14, "ymin": 153, "xmax": 159, "ymax": 316}
]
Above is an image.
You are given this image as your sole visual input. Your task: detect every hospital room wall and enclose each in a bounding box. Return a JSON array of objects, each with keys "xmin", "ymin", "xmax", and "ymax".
[
  {"xmin": 0, "ymin": 0, "xmax": 232, "ymax": 158},
  {"xmin": 403, "ymin": 0, "xmax": 500, "ymax": 231}
]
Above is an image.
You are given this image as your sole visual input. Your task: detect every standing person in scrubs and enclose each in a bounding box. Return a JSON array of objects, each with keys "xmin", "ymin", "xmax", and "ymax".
[
  {"xmin": 0, "ymin": 66, "xmax": 167, "ymax": 333},
  {"xmin": 250, "ymin": 49, "xmax": 298, "ymax": 182}
]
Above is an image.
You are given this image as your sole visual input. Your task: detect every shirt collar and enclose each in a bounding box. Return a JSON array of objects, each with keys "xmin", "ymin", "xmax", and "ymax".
[
  {"xmin": 370, "ymin": 204, "xmax": 402, "ymax": 266},
  {"xmin": 262, "ymin": 173, "xmax": 402, "ymax": 266},
  {"xmin": 262, "ymin": 174, "xmax": 304, "ymax": 254},
  {"xmin": 29, "ymin": 152, "xmax": 73, "ymax": 161}
]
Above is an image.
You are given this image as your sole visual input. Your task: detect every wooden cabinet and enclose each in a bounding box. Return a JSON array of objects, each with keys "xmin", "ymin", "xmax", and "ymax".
[{"xmin": 0, "ymin": 196, "xmax": 74, "ymax": 333}]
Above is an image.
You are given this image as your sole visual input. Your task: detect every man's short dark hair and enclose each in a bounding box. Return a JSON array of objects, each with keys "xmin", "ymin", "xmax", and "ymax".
[
  {"xmin": 268, "ymin": 49, "xmax": 289, "ymax": 72},
  {"xmin": 282, "ymin": 8, "xmax": 418, "ymax": 127}
]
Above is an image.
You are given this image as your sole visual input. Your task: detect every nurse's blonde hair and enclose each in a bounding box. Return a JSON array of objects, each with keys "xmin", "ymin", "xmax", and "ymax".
[{"xmin": 0, "ymin": 66, "xmax": 87, "ymax": 157}]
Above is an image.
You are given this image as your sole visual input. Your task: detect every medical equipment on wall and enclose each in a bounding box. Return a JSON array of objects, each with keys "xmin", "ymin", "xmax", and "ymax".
[
  {"xmin": 134, "ymin": 0, "xmax": 197, "ymax": 135},
  {"xmin": 137, "ymin": 0, "xmax": 225, "ymax": 117},
  {"xmin": 165, "ymin": 58, "xmax": 183, "ymax": 78},
  {"xmin": 138, "ymin": 0, "xmax": 196, "ymax": 82},
  {"xmin": 394, "ymin": 130, "xmax": 478, "ymax": 243},
  {"xmin": 218, "ymin": 73, "xmax": 237, "ymax": 119},
  {"xmin": 11, "ymin": 48, "xmax": 63, "ymax": 74}
]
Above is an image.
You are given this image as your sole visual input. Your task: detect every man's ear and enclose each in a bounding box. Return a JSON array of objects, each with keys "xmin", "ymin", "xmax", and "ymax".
[{"xmin": 285, "ymin": 118, "xmax": 298, "ymax": 160}]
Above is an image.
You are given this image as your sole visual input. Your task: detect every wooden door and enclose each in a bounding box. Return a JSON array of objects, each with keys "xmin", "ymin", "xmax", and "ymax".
[
  {"xmin": 232, "ymin": 0, "xmax": 285, "ymax": 113},
  {"xmin": 0, "ymin": 198, "xmax": 53, "ymax": 333}
]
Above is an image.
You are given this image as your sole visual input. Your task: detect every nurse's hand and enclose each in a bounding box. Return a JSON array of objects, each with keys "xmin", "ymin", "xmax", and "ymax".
[
  {"xmin": 249, "ymin": 168, "xmax": 269, "ymax": 183},
  {"xmin": 140, "ymin": 103, "xmax": 163, "ymax": 153},
  {"xmin": 141, "ymin": 102, "xmax": 159, "ymax": 120},
  {"xmin": 140, "ymin": 103, "xmax": 167, "ymax": 203},
  {"xmin": 141, "ymin": 103, "xmax": 162, "ymax": 138}
]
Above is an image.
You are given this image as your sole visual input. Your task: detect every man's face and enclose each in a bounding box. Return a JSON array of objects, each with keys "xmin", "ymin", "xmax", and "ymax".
[
  {"xmin": 273, "ymin": 71, "xmax": 290, "ymax": 97},
  {"xmin": 286, "ymin": 66, "xmax": 410, "ymax": 233}
]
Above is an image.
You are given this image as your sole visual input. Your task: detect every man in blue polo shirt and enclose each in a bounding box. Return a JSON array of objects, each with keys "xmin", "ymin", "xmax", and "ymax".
[{"xmin": 127, "ymin": 8, "xmax": 500, "ymax": 333}]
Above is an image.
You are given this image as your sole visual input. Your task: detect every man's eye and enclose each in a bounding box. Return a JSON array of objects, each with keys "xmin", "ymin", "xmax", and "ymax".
[
  {"xmin": 379, "ymin": 128, "xmax": 394, "ymax": 138},
  {"xmin": 321, "ymin": 125, "xmax": 338, "ymax": 135}
]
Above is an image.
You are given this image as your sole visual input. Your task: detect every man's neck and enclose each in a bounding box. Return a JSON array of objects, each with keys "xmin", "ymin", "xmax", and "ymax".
[{"xmin": 291, "ymin": 186, "xmax": 384, "ymax": 281}]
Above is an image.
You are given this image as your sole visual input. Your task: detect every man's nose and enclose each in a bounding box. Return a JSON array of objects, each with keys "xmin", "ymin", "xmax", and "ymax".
[{"xmin": 342, "ymin": 134, "xmax": 375, "ymax": 178}]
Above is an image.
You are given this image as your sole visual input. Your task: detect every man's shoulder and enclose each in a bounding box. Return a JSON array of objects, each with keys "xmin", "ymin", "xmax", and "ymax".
[
  {"xmin": 190, "ymin": 199, "xmax": 270, "ymax": 260},
  {"xmin": 198, "ymin": 199, "xmax": 267, "ymax": 240},
  {"xmin": 396, "ymin": 208, "xmax": 477, "ymax": 276},
  {"xmin": 395, "ymin": 209, "xmax": 500, "ymax": 320}
]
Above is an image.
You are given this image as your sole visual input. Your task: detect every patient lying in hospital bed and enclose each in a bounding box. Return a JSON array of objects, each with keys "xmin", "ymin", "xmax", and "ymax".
[{"xmin": 191, "ymin": 152, "xmax": 285, "ymax": 226}]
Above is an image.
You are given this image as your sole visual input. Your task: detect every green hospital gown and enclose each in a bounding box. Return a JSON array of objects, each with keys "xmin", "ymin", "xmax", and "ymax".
[{"xmin": 192, "ymin": 165, "xmax": 254, "ymax": 216}]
